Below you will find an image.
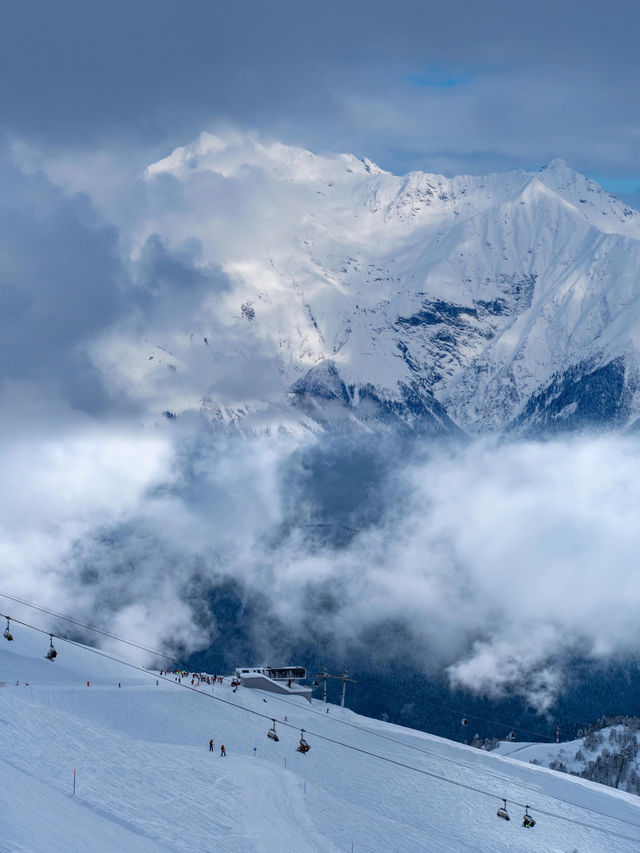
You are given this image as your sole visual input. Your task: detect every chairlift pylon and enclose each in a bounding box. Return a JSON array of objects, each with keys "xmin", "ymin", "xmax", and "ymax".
[
  {"xmin": 267, "ymin": 719, "xmax": 279, "ymax": 742},
  {"xmin": 497, "ymin": 798, "xmax": 510, "ymax": 821},
  {"xmin": 45, "ymin": 634, "xmax": 57, "ymax": 661},
  {"xmin": 297, "ymin": 728, "xmax": 310, "ymax": 754},
  {"xmin": 522, "ymin": 805, "xmax": 536, "ymax": 828},
  {"xmin": 3, "ymin": 617, "xmax": 13, "ymax": 642}
]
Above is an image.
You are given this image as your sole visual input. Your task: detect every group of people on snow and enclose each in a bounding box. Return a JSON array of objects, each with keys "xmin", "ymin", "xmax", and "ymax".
[
  {"xmin": 155, "ymin": 670, "xmax": 235, "ymax": 757},
  {"xmin": 209, "ymin": 739, "xmax": 226, "ymax": 756},
  {"xmin": 157, "ymin": 669, "xmax": 225, "ymax": 687}
]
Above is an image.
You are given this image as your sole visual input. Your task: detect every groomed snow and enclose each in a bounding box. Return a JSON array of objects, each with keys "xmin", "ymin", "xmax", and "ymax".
[{"xmin": 2, "ymin": 628, "xmax": 640, "ymax": 852}]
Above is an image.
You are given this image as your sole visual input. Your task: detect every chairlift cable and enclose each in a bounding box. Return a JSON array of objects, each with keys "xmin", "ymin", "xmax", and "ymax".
[
  {"xmin": 3, "ymin": 611, "xmax": 640, "ymax": 843},
  {"xmin": 264, "ymin": 692, "xmax": 562, "ymax": 801},
  {"xmin": 265, "ymin": 690, "xmax": 640, "ymax": 827},
  {"xmin": 0, "ymin": 589, "xmax": 597, "ymax": 742},
  {"xmin": 0, "ymin": 590, "xmax": 179, "ymax": 663},
  {"xmin": 276, "ymin": 662, "xmax": 553, "ymax": 741}
]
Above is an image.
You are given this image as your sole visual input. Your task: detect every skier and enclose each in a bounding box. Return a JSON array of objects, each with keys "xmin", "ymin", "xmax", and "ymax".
[
  {"xmin": 220, "ymin": 744, "xmax": 226, "ymax": 757},
  {"xmin": 209, "ymin": 739, "xmax": 214, "ymax": 751}
]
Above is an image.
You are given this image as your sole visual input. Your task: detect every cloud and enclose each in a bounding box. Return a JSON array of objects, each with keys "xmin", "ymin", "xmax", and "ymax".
[
  {"xmin": 3, "ymin": 414, "xmax": 640, "ymax": 710},
  {"xmin": 2, "ymin": 1, "xmax": 640, "ymax": 185},
  {"xmin": 166, "ymin": 431, "xmax": 640, "ymax": 711},
  {"xmin": 4, "ymin": 124, "xmax": 640, "ymax": 715},
  {"xmin": 3, "ymin": 133, "xmax": 640, "ymax": 710},
  {"xmin": 0, "ymin": 423, "xmax": 191, "ymax": 660},
  {"xmin": 0, "ymin": 140, "xmax": 293, "ymax": 425},
  {"xmin": 0, "ymin": 151, "xmax": 124, "ymax": 413}
]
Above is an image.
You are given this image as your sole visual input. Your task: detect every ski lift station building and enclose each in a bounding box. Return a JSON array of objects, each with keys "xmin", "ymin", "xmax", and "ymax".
[{"xmin": 235, "ymin": 666, "xmax": 313, "ymax": 703}]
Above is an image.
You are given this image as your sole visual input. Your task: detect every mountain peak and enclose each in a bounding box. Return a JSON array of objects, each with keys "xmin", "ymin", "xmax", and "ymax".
[
  {"xmin": 135, "ymin": 132, "xmax": 640, "ymax": 436},
  {"xmin": 537, "ymin": 158, "xmax": 589, "ymax": 188},
  {"xmin": 542, "ymin": 157, "xmax": 571, "ymax": 171},
  {"xmin": 362, "ymin": 156, "xmax": 386, "ymax": 175},
  {"xmin": 145, "ymin": 131, "xmax": 227, "ymax": 177}
]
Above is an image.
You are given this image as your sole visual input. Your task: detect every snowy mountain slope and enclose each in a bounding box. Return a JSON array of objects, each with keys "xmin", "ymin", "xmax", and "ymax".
[
  {"xmin": 2, "ymin": 629, "xmax": 640, "ymax": 852},
  {"xmin": 494, "ymin": 718, "xmax": 640, "ymax": 797},
  {"xmin": 91, "ymin": 132, "xmax": 640, "ymax": 434}
]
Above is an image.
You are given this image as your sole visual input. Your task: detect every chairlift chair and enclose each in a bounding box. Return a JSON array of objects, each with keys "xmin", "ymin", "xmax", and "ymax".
[
  {"xmin": 3, "ymin": 618, "xmax": 13, "ymax": 641},
  {"xmin": 496, "ymin": 799, "xmax": 510, "ymax": 821},
  {"xmin": 45, "ymin": 634, "xmax": 57, "ymax": 661},
  {"xmin": 267, "ymin": 720, "xmax": 279, "ymax": 742},
  {"xmin": 522, "ymin": 806, "xmax": 536, "ymax": 828},
  {"xmin": 297, "ymin": 728, "xmax": 310, "ymax": 753}
]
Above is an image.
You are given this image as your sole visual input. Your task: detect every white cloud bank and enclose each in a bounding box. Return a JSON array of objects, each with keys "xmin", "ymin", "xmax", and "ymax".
[
  {"xmin": 2, "ymin": 423, "xmax": 640, "ymax": 709},
  {"xmin": 2, "ymin": 135, "xmax": 640, "ymax": 708}
]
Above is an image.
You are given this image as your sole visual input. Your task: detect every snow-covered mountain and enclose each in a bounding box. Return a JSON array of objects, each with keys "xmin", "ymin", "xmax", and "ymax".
[
  {"xmin": 3, "ymin": 627, "xmax": 640, "ymax": 852},
  {"xmin": 494, "ymin": 716, "xmax": 640, "ymax": 797},
  {"xmin": 102, "ymin": 133, "xmax": 640, "ymax": 435}
]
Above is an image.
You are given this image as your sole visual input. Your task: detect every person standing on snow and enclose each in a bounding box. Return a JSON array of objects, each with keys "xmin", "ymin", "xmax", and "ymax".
[
  {"xmin": 209, "ymin": 739, "xmax": 214, "ymax": 751},
  {"xmin": 220, "ymin": 744, "xmax": 226, "ymax": 757}
]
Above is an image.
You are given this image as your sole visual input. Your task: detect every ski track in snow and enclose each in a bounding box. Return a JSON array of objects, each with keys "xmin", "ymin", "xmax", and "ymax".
[{"xmin": 2, "ymin": 634, "xmax": 640, "ymax": 852}]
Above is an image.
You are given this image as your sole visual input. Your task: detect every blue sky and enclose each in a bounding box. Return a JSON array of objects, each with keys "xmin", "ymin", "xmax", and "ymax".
[
  {"xmin": 406, "ymin": 68, "xmax": 476, "ymax": 89},
  {"xmin": 1, "ymin": 0, "xmax": 639, "ymax": 201}
]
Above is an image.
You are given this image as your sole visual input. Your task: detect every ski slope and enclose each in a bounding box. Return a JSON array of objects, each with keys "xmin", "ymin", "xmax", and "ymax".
[{"xmin": 2, "ymin": 628, "xmax": 640, "ymax": 852}]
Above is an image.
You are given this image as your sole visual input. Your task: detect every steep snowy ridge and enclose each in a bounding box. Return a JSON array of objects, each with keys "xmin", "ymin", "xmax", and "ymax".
[
  {"xmin": 3, "ymin": 631, "xmax": 640, "ymax": 852},
  {"xmin": 113, "ymin": 134, "xmax": 640, "ymax": 434}
]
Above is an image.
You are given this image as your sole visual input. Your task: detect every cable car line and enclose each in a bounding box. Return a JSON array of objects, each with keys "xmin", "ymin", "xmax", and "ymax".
[
  {"xmin": 0, "ymin": 588, "xmax": 607, "ymax": 744},
  {"xmin": 0, "ymin": 590, "xmax": 180, "ymax": 664},
  {"xmin": 266, "ymin": 690, "xmax": 538, "ymax": 791},
  {"xmin": 45, "ymin": 634, "xmax": 57, "ymax": 661},
  {"xmin": 263, "ymin": 662, "xmax": 554, "ymax": 742},
  {"xmin": 3, "ymin": 611, "xmax": 640, "ymax": 844},
  {"xmin": 3, "ymin": 617, "xmax": 13, "ymax": 641},
  {"xmin": 265, "ymin": 690, "xmax": 640, "ymax": 828},
  {"xmin": 390, "ymin": 694, "xmax": 552, "ymax": 742}
]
